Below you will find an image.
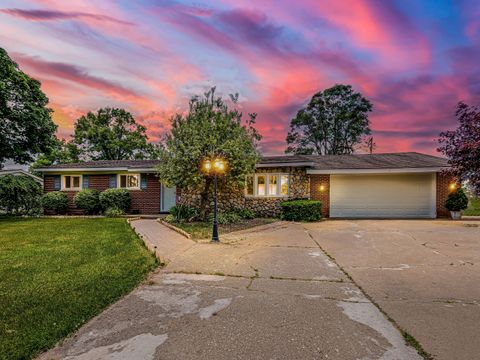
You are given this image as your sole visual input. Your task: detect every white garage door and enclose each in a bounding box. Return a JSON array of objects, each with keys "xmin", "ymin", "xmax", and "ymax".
[{"xmin": 330, "ymin": 173, "xmax": 436, "ymax": 218}]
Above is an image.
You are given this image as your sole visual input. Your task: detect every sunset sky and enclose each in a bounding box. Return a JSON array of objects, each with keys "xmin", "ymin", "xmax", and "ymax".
[{"xmin": 1, "ymin": 0, "xmax": 479, "ymax": 155}]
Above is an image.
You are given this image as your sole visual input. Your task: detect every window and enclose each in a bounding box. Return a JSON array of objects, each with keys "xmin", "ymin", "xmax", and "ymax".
[
  {"xmin": 118, "ymin": 174, "xmax": 140, "ymax": 189},
  {"xmin": 245, "ymin": 173, "xmax": 290, "ymax": 197},
  {"xmin": 62, "ymin": 175, "xmax": 82, "ymax": 190},
  {"xmin": 257, "ymin": 175, "xmax": 266, "ymax": 196}
]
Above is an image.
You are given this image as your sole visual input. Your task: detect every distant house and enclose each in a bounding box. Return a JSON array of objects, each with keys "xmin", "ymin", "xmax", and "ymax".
[
  {"xmin": 0, "ymin": 169, "xmax": 43, "ymax": 185},
  {"xmin": 36, "ymin": 152, "xmax": 453, "ymax": 218}
]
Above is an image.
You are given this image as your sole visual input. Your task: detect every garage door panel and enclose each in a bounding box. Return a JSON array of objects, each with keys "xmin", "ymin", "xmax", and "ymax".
[{"xmin": 330, "ymin": 174, "xmax": 435, "ymax": 218}]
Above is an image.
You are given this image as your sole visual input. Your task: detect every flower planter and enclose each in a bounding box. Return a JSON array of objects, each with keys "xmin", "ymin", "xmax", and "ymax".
[{"xmin": 450, "ymin": 211, "xmax": 462, "ymax": 220}]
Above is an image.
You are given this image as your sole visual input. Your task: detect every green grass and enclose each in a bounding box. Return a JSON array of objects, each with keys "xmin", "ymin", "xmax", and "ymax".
[
  {"xmin": 464, "ymin": 197, "xmax": 480, "ymax": 216},
  {"xmin": 172, "ymin": 218, "xmax": 277, "ymax": 240},
  {"xmin": 0, "ymin": 218, "xmax": 157, "ymax": 360}
]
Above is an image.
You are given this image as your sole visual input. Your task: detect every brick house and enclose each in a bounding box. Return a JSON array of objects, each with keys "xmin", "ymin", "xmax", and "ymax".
[{"xmin": 37, "ymin": 152, "xmax": 453, "ymax": 218}]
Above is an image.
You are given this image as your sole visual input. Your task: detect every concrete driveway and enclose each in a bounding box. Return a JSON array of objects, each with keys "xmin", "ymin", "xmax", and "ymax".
[
  {"xmin": 304, "ymin": 220, "xmax": 480, "ymax": 360},
  {"xmin": 38, "ymin": 221, "xmax": 422, "ymax": 360}
]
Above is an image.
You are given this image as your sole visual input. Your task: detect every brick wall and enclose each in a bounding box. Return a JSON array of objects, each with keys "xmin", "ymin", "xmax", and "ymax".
[
  {"xmin": 310, "ymin": 174, "xmax": 330, "ymax": 217},
  {"xmin": 130, "ymin": 174, "xmax": 161, "ymax": 214},
  {"xmin": 436, "ymin": 172, "xmax": 454, "ymax": 218},
  {"xmin": 44, "ymin": 173, "xmax": 161, "ymax": 215}
]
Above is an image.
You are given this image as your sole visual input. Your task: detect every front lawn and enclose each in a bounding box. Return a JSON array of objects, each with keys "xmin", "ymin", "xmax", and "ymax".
[
  {"xmin": 172, "ymin": 218, "xmax": 277, "ymax": 240},
  {"xmin": 0, "ymin": 218, "xmax": 157, "ymax": 360},
  {"xmin": 464, "ymin": 197, "xmax": 480, "ymax": 216}
]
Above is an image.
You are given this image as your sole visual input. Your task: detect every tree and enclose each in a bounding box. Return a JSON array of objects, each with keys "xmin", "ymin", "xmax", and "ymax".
[
  {"xmin": 71, "ymin": 107, "xmax": 155, "ymax": 160},
  {"xmin": 0, "ymin": 47, "xmax": 57, "ymax": 168},
  {"xmin": 156, "ymin": 87, "xmax": 261, "ymax": 217},
  {"xmin": 30, "ymin": 138, "xmax": 80, "ymax": 176},
  {"xmin": 438, "ymin": 102, "xmax": 480, "ymax": 195},
  {"xmin": 285, "ymin": 84, "xmax": 372, "ymax": 155}
]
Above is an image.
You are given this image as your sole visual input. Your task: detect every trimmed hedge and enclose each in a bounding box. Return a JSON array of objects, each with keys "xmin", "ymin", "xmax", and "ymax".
[
  {"xmin": 42, "ymin": 192, "xmax": 69, "ymax": 214},
  {"xmin": 99, "ymin": 189, "xmax": 131, "ymax": 212},
  {"xmin": 445, "ymin": 188, "xmax": 469, "ymax": 212},
  {"xmin": 280, "ymin": 199, "xmax": 322, "ymax": 221},
  {"xmin": 74, "ymin": 189, "xmax": 101, "ymax": 214}
]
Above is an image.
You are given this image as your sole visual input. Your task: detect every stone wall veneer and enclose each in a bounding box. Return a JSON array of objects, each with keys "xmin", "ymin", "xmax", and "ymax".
[{"xmin": 179, "ymin": 167, "xmax": 310, "ymax": 217}]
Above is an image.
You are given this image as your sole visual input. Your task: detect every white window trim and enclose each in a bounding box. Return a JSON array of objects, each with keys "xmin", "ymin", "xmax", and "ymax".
[
  {"xmin": 246, "ymin": 173, "xmax": 290, "ymax": 198},
  {"xmin": 61, "ymin": 175, "xmax": 82, "ymax": 191},
  {"xmin": 117, "ymin": 173, "xmax": 141, "ymax": 190}
]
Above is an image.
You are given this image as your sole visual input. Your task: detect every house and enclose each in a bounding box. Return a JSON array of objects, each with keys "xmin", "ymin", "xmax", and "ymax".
[
  {"xmin": 0, "ymin": 169, "xmax": 44, "ymax": 185},
  {"xmin": 37, "ymin": 152, "xmax": 452, "ymax": 218}
]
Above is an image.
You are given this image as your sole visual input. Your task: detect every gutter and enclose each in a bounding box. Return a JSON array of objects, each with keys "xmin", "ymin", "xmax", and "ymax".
[{"xmin": 306, "ymin": 167, "xmax": 448, "ymax": 175}]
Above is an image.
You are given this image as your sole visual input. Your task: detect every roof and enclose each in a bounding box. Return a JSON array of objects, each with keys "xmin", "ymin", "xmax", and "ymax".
[
  {"xmin": 37, "ymin": 160, "xmax": 161, "ymax": 172},
  {"xmin": 258, "ymin": 152, "xmax": 448, "ymax": 170},
  {"xmin": 36, "ymin": 152, "xmax": 448, "ymax": 173},
  {"xmin": 0, "ymin": 169, "xmax": 44, "ymax": 184}
]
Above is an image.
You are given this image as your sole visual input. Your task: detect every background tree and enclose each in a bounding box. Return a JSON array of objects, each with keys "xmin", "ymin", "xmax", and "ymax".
[
  {"xmin": 30, "ymin": 138, "xmax": 80, "ymax": 176},
  {"xmin": 0, "ymin": 47, "xmax": 57, "ymax": 168},
  {"xmin": 156, "ymin": 88, "xmax": 261, "ymax": 217},
  {"xmin": 72, "ymin": 107, "xmax": 155, "ymax": 160},
  {"xmin": 286, "ymin": 84, "xmax": 372, "ymax": 155},
  {"xmin": 438, "ymin": 102, "xmax": 480, "ymax": 195}
]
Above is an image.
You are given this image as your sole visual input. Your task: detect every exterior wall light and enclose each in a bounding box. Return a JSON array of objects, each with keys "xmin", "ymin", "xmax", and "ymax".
[
  {"xmin": 449, "ymin": 183, "xmax": 458, "ymax": 191},
  {"xmin": 319, "ymin": 184, "xmax": 326, "ymax": 192}
]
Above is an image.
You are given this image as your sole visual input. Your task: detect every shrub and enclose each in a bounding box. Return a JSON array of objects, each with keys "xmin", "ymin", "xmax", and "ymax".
[
  {"xmin": 74, "ymin": 189, "xmax": 101, "ymax": 214},
  {"xmin": 104, "ymin": 207, "xmax": 125, "ymax": 217},
  {"xmin": 41, "ymin": 192, "xmax": 69, "ymax": 214},
  {"xmin": 232, "ymin": 208, "xmax": 256, "ymax": 219},
  {"xmin": 99, "ymin": 189, "xmax": 131, "ymax": 212},
  {"xmin": 208, "ymin": 211, "xmax": 241, "ymax": 224},
  {"xmin": 445, "ymin": 188, "xmax": 469, "ymax": 212},
  {"xmin": 280, "ymin": 199, "xmax": 322, "ymax": 222},
  {"xmin": 169, "ymin": 204, "xmax": 199, "ymax": 223},
  {"xmin": 0, "ymin": 175, "xmax": 42, "ymax": 215}
]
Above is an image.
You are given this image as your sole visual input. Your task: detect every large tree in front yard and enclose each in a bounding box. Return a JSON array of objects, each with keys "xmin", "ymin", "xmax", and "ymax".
[
  {"xmin": 438, "ymin": 101, "xmax": 480, "ymax": 195},
  {"xmin": 285, "ymin": 84, "xmax": 372, "ymax": 155},
  {"xmin": 156, "ymin": 88, "xmax": 261, "ymax": 217},
  {"xmin": 0, "ymin": 47, "xmax": 57, "ymax": 168}
]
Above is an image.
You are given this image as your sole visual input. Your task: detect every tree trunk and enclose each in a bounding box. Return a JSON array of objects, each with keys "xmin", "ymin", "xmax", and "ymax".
[{"xmin": 199, "ymin": 177, "xmax": 212, "ymax": 220}]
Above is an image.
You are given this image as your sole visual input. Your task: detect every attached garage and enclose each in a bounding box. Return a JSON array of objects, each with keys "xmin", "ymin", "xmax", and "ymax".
[{"xmin": 329, "ymin": 173, "xmax": 436, "ymax": 218}]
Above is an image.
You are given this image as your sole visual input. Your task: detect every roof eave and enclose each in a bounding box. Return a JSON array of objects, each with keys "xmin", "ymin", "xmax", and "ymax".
[
  {"xmin": 256, "ymin": 162, "xmax": 315, "ymax": 168},
  {"xmin": 36, "ymin": 167, "xmax": 157, "ymax": 173},
  {"xmin": 306, "ymin": 166, "xmax": 449, "ymax": 175}
]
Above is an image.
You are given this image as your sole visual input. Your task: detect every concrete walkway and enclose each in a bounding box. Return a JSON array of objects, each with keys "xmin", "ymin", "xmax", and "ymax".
[
  {"xmin": 39, "ymin": 221, "xmax": 422, "ymax": 360},
  {"xmin": 130, "ymin": 219, "xmax": 194, "ymax": 262}
]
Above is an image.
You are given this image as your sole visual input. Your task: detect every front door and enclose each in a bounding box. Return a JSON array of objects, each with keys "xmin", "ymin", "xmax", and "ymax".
[{"xmin": 161, "ymin": 184, "xmax": 177, "ymax": 212}]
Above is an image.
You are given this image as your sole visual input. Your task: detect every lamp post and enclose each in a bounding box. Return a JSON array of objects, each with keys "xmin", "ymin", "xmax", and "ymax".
[{"xmin": 201, "ymin": 157, "xmax": 227, "ymax": 243}]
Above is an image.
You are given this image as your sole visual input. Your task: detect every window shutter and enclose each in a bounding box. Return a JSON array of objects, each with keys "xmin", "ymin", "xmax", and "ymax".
[
  {"xmin": 140, "ymin": 174, "xmax": 147, "ymax": 190},
  {"xmin": 109, "ymin": 175, "xmax": 117, "ymax": 188},
  {"xmin": 54, "ymin": 175, "xmax": 61, "ymax": 191},
  {"xmin": 83, "ymin": 175, "xmax": 89, "ymax": 189}
]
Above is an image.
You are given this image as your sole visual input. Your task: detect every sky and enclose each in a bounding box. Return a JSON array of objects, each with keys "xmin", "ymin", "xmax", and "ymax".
[{"xmin": 1, "ymin": 0, "xmax": 479, "ymax": 155}]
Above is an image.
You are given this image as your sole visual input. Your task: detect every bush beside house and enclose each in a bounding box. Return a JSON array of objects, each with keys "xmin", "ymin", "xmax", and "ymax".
[
  {"xmin": 445, "ymin": 188, "xmax": 469, "ymax": 219},
  {"xmin": 42, "ymin": 192, "xmax": 69, "ymax": 214},
  {"xmin": 280, "ymin": 199, "xmax": 322, "ymax": 221},
  {"xmin": 99, "ymin": 189, "xmax": 131, "ymax": 213},
  {"xmin": 0, "ymin": 175, "xmax": 42, "ymax": 215},
  {"xmin": 74, "ymin": 189, "xmax": 102, "ymax": 215}
]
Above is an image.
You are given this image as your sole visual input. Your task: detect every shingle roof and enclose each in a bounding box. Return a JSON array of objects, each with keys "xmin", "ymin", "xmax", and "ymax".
[
  {"xmin": 258, "ymin": 152, "xmax": 448, "ymax": 169},
  {"xmin": 37, "ymin": 152, "xmax": 448, "ymax": 172},
  {"xmin": 38, "ymin": 159, "xmax": 161, "ymax": 170}
]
